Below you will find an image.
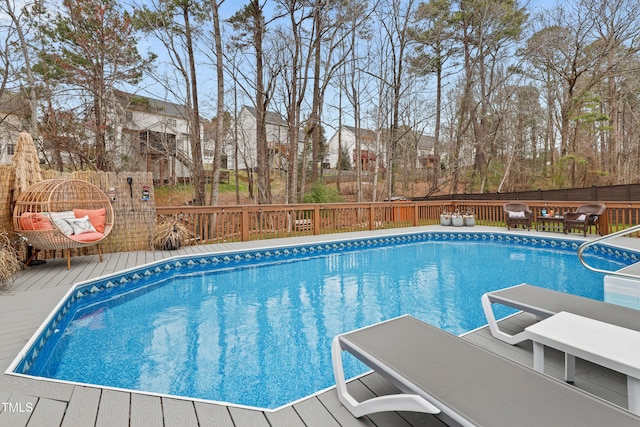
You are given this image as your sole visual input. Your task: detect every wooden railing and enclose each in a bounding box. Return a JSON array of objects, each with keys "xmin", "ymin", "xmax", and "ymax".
[{"xmin": 156, "ymin": 200, "xmax": 640, "ymax": 245}]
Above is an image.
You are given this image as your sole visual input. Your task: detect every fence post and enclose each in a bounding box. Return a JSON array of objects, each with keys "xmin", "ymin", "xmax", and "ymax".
[
  {"xmin": 369, "ymin": 204, "xmax": 375, "ymax": 230},
  {"xmin": 314, "ymin": 205, "xmax": 321, "ymax": 235},
  {"xmin": 412, "ymin": 203, "xmax": 418, "ymax": 226},
  {"xmin": 241, "ymin": 209, "xmax": 249, "ymax": 241}
]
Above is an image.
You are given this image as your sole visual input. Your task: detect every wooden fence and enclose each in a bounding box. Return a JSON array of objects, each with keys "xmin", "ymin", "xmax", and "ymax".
[
  {"xmin": 156, "ymin": 200, "xmax": 640, "ymax": 245},
  {"xmin": 3, "ymin": 160, "xmax": 640, "ymax": 260},
  {"xmin": 1, "ymin": 167, "xmax": 156, "ymax": 260},
  {"xmin": 417, "ymin": 183, "xmax": 640, "ymax": 202}
]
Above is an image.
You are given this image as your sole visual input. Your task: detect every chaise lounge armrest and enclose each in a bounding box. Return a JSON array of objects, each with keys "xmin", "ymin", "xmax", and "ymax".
[{"xmin": 482, "ymin": 283, "xmax": 640, "ymax": 345}]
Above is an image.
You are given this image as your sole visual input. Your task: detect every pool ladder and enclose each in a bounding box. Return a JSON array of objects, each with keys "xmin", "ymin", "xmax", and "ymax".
[{"xmin": 577, "ymin": 223, "xmax": 640, "ymax": 280}]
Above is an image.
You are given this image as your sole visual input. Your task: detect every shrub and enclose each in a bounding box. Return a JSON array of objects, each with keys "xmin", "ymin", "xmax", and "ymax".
[{"xmin": 303, "ymin": 182, "xmax": 343, "ymax": 203}]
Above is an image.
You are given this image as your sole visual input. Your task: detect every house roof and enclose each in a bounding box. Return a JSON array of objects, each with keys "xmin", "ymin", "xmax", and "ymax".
[
  {"xmin": 243, "ymin": 106, "xmax": 287, "ymax": 127},
  {"xmin": 416, "ymin": 134, "xmax": 436, "ymax": 151},
  {"xmin": 115, "ymin": 90, "xmax": 188, "ymax": 119},
  {"xmin": 343, "ymin": 125, "xmax": 378, "ymax": 143},
  {"xmin": 341, "ymin": 125, "xmax": 435, "ymax": 149}
]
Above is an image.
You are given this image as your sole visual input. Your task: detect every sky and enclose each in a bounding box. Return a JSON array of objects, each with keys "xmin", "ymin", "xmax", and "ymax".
[{"xmin": 127, "ymin": 0, "xmax": 560, "ymax": 134}]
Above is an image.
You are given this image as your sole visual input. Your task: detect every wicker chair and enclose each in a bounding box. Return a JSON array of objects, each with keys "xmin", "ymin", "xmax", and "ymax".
[
  {"xmin": 563, "ymin": 203, "xmax": 606, "ymax": 236},
  {"xmin": 13, "ymin": 179, "xmax": 114, "ymax": 269},
  {"xmin": 503, "ymin": 203, "xmax": 532, "ymax": 230}
]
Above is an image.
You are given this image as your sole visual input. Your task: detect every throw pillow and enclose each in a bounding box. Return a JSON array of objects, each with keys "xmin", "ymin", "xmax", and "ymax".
[
  {"xmin": 65, "ymin": 215, "xmax": 97, "ymax": 235},
  {"xmin": 19, "ymin": 212, "xmax": 55, "ymax": 231},
  {"xmin": 46, "ymin": 211, "xmax": 76, "ymax": 236},
  {"xmin": 73, "ymin": 208, "xmax": 106, "ymax": 233},
  {"xmin": 509, "ymin": 211, "xmax": 525, "ymax": 218}
]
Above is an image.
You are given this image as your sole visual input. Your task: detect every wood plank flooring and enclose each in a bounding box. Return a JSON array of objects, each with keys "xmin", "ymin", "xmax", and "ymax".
[{"xmin": 0, "ymin": 227, "xmax": 634, "ymax": 426}]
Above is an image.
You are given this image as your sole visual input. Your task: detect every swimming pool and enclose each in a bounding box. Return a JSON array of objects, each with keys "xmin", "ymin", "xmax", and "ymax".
[{"xmin": 10, "ymin": 231, "xmax": 640, "ymax": 409}]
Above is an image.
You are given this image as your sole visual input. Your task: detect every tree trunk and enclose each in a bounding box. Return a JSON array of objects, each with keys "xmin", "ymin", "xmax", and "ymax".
[
  {"xmin": 184, "ymin": 6, "xmax": 205, "ymax": 206},
  {"xmin": 209, "ymin": 0, "xmax": 225, "ymax": 206}
]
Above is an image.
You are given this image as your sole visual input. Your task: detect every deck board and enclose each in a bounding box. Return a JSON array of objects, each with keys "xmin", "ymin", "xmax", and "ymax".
[
  {"xmin": 27, "ymin": 397, "xmax": 66, "ymax": 427},
  {"xmin": 263, "ymin": 406, "xmax": 306, "ymax": 427},
  {"xmin": 227, "ymin": 406, "xmax": 271, "ymax": 426},
  {"xmin": 317, "ymin": 379, "xmax": 397, "ymax": 427},
  {"xmin": 292, "ymin": 396, "xmax": 342, "ymax": 427},
  {"xmin": 0, "ymin": 226, "xmax": 636, "ymax": 426},
  {"xmin": 0, "ymin": 392, "xmax": 36, "ymax": 426},
  {"xmin": 193, "ymin": 402, "xmax": 235, "ymax": 427},
  {"xmin": 61, "ymin": 386, "xmax": 101, "ymax": 427},
  {"xmin": 95, "ymin": 389, "xmax": 130, "ymax": 427},
  {"xmin": 162, "ymin": 397, "xmax": 199, "ymax": 426},
  {"xmin": 130, "ymin": 393, "xmax": 163, "ymax": 427}
]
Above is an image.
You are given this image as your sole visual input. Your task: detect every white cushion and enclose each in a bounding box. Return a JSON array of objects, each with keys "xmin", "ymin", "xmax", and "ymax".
[
  {"xmin": 64, "ymin": 215, "xmax": 97, "ymax": 235},
  {"xmin": 44, "ymin": 211, "xmax": 75, "ymax": 236},
  {"xmin": 508, "ymin": 211, "xmax": 526, "ymax": 218},
  {"xmin": 576, "ymin": 214, "xmax": 586, "ymax": 221}
]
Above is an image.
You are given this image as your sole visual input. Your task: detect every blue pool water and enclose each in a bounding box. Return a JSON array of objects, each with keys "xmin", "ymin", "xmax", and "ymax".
[{"xmin": 16, "ymin": 232, "xmax": 639, "ymax": 409}]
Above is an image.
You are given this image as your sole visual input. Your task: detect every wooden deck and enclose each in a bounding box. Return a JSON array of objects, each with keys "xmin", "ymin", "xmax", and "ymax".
[{"xmin": 0, "ymin": 227, "xmax": 634, "ymax": 426}]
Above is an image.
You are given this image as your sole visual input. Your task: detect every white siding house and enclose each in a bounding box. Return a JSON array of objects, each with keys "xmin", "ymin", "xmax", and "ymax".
[
  {"xmin": 0, "ymin": 92, "xmax": 30, "ymax": 165},
  {"xmin": 114, "ymin": 92, "xmax": 204, "ymax": 184},
  {"xmin": 326, "ymin": 125, "xmax": 440, "ymax": 171},
  {"xmin": 325, "ymin": 125, "xmax": 385, "ymax": 171},
  {"xmin": 226, "ymin": 106, "xmax": 304, "ymax": 172}
]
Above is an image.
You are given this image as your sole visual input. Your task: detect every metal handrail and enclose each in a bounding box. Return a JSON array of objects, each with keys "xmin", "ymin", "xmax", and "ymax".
[{"xmin": 577, "ymin": 223, "xmax": 640, "ymax": 280}]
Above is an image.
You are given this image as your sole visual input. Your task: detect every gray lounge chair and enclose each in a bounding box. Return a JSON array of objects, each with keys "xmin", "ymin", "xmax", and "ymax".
[
  {"xmin": 332, "ymin": 315, "xmax": 640, "ymax": 426},
  {"xmin": 482, "ymin": 283, "xmax": 640, "ymax": 345}
]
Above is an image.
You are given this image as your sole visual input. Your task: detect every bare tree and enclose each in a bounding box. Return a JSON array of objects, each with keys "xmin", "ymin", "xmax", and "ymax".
[
  {"xmin": 452, "ymin": 0, "xmax": 527, "ymax": 193},
  {"xmin": 586, "ymin": 0, "xmax": 640, "ymax": 177},
  {"xmin": 133, "ymin": 0, "xmax": 207, "ymax": 204},
  {"xmin": 376, "ymin": 0, "xmax": 417, "ymax": 198},
  {"xmin": 228, "ymin": 1, "xmax": 273, "ymax": 204},
  {"xmin": 2, "ymin": 0, "xmax": 39, "ymax": 136},
  {"xmin": 208, "ymin": 0, "xmax": 226, "ymax": 205}
]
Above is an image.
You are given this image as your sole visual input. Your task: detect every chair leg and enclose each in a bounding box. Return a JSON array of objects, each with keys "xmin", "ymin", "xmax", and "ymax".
[
  {"xmin": 331, "ymin": 336, "xmax": 440, "ymax": 417},
  {"xmin": 97, "ymin": 245, "xmax": 103, "ymax": 262},
  {"xmin": 66, "ymin": 249, "xmax": 71, "ymax": 270}
]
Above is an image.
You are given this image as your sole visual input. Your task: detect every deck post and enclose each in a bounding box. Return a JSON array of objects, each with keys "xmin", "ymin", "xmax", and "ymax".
[
  {"xmin": 241, "ymin": 209, "xmax": 249, "ymax": 241},
  {"xmin": 369, "ymin": 204, "xmax": 375, "ymax": 230},
  {"xmin": 314, "ymin": 206, "xmax": 321, "ymax": 235}
]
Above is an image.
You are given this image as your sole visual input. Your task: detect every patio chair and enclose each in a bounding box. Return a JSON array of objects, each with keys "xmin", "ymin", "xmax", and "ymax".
[
  {"xmin": 13, "ymin": 179, "xmax": 114, "ymax": 269},
  {"xmin": 503, "ymin": 202, "xmax": 532, "ymax": 230},
  {"xmin": 332, "ymin": 315, "xmax": 640, "ymax": 425},
  {"xmin": 563, "ymin": 203, "xmax": 606, "ymax": 236},
  {"xmin": 482, "ymin": 283, "xmax": 640, "ymax": 345}
]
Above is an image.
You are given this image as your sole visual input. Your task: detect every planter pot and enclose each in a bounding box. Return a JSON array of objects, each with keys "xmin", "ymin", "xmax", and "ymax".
[
  {"xmin": 440, "ymin": 214, "xmax": 451, "ymax": 226},
  {"xmin": 463, "ymin": 215, "xmax": 475, "ymax": 226},
  {"xmin": 452, "ymin": 215, "xmax": 464, "ymax": 227}
]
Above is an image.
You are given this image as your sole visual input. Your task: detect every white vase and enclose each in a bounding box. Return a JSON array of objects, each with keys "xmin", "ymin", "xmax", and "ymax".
[
  {"xmin": 452, "ymin": 215, "xmax": 464, "ymax": 227},
  {"xmin": 440, "ymin": 214, "xmax": 451, "ymax": 226},
  {"xmin": 464, "ymin": 215, "xmax": 475, "ymax": 226}
]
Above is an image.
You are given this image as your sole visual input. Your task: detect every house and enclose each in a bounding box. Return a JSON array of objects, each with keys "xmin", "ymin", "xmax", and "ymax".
[
  {"xmin": 413, "ymin": 134, "xmax": 440, "ymax": 170},
  {"xmin": 226, "ymin": 106, "xmax": 304, "ymax": 172},
  {"xmin": 326, "ymin": 125, "xmax": 440, "ymax": 172},
  {"xmin": 0, "ymin": 92, "xmax": 30, "ymax": 165},
  {"xmin": 114, "ymin": 91, "xmax": 204, "ymax": 184},
  {"xmin": 325, "ymin": 126, "xmax": 384, "ymax": 171}
]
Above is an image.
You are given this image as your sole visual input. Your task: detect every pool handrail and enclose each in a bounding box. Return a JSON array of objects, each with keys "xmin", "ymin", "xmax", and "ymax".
[{"xmin": 577, "ymin": 223, "xmax": 640, "ymax": 280}]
